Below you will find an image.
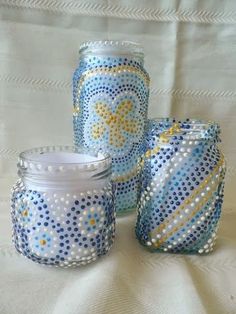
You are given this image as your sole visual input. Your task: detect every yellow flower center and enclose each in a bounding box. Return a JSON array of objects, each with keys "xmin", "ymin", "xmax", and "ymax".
[
  {"xmin": 92, "ymin": 100, "xmax": 138, "ymax": 147},
  {"xmin": 39, "ymin": 239, "xmax": 47, "ymax": 246},
  {"xmin": 89, "ymin": 218, "xmax": 96, "ymax": 226},
  {"xmin": 21, "ymin": 209, "xmax": 28, "ymax": 217}
]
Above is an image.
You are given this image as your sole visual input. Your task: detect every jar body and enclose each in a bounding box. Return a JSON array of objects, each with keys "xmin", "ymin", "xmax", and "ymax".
[
  {"xmin": 11, "ymin": 147, "xmax": 115, "ymax": 267},
  {"xmin": 136, "ymin": 119, "xmax": 226, "ymax": 254},
  {"xmin": 73, "ymin": 41, "xmax": 150, "ymax": 214}
]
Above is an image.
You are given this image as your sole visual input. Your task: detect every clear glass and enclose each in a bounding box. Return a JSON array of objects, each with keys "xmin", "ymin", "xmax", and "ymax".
[
  {"xmin": 135, "ymin": 118, "xmax": 226, "ymax": 254},
  {"xmin": 11, "ymin": 146, "xmax": 116, "ymax": 267},
  {"xmin": 73, "ymin": 40, "xmax": 150, "ymax": 214},
  {"xmin": 79, "ymin": 40, "xmax": 144, "ymax": 60}
]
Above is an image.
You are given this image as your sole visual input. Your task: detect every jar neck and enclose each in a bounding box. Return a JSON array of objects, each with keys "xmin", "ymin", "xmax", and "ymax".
[
  {"xmin": 18, "ymin": 146, "xmax": 111, "ymax": 191},
  {"xmin": 79, "ymin": 40, "xmax": 144, "ymax": 66},
  {"xmin": 147, "ymin": 118, "xmax": 221, "ymax": 147},
  {"xmin": 20, "ymin": 168, "xmax": 112, "ymax": 192}
]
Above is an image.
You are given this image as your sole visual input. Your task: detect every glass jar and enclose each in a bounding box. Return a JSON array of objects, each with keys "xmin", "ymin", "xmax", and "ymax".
[
  {"xmin": 136, "ymin": 118, "xmax": 226, "ymax": 254},
  {"xmin": 11, "ymin": 146, "xmax": 115, "ymax": 267},
  {"xmin": 73, "ymin": 40, "xmax": 150, "ymax": 214}
]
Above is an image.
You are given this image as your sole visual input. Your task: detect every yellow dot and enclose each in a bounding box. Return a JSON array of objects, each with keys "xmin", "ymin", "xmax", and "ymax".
[
  {"xmin": 22, "ymin": 209, "xmax": 28, "ymax": 217},
  {"xmin": 40, "ymin": 239, "xmax": 47, "ymax": 246},
  {"xmin": 90, "ymin": 219, "xmax": 96, "ymax": 226},
  {"xmin": 73, "ymin": 107, "xmax": 79, "ymax": 114}
]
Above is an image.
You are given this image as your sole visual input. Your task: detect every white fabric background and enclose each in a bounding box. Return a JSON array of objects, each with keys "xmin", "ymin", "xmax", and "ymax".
[{"xmin": 0, "ymin": 1, "xmax": 236, "ymax": 313}]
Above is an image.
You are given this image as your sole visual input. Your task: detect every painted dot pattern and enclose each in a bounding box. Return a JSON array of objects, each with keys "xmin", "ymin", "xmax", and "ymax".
[
  {"xmin": 73, "ymin": 51, "xmax": 149, "ymax": 213},
  {"xmin": 135, "ymin": 118, "xmax": 226, "ymax": 254},
  {"xmin": 11, "ymin": 180, "xmax": 115, "ymax": 267}
]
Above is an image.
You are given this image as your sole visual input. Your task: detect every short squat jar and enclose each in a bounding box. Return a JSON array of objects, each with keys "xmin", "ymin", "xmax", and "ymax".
[
  {"xmin": 136, "ymin": 118, "xmax": 226, "ymax": 254},
  {"xmin": 11, "ymin": 146, "xmax": 115, "ymax": 267},
  {"xmin": 73, "ymin": 40, "xmax": 150, "ymax": 214}
]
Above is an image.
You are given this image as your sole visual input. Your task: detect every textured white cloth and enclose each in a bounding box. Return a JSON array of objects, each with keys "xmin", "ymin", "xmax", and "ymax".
[{"xmin": 0, "ymin": 1, "xmax": 236, "ymax": 313}]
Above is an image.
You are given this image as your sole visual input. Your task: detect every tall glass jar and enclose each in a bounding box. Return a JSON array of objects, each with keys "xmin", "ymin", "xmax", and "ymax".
[
  {"xmin": 11, "ymin": 146, "xmax": 115, "ymax": 267},
  {"xmin": 136, "ymin": 118, "xmax": 226, "ymax": 254},
  {"xmin": 73, "ymin": 40, "xmax": 150, "ymax": 214}
]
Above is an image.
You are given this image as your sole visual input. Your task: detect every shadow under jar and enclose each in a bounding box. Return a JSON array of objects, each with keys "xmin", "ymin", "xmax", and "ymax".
[
  {"xmin": 73, "ymin": 40, "xmax": 150, "ymax": 214},
  {"xmin": 136, "ymin": 118, "xmax": 226, "ymax": 254},
  {"xmin": 11, "ymin": 146, "xmax": 115, "ymax": 267}
]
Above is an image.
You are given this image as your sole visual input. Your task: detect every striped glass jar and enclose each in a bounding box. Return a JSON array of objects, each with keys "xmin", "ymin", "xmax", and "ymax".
[{"xmin": 136, "ymin": 118, "xmax": 226, "ymax": 254}]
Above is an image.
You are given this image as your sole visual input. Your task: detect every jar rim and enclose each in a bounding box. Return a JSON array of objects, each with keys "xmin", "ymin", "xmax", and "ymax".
[
  {"xmin": 19, "ymin": 146, "xmax": 111, "ymax": 167},
  {"xmin": 79, "ymin": 40, "xmax": 144, "ymax": 58},
  {"xmin": 148, "ymin": 118, "xmax": 221, "ymax": 142}
]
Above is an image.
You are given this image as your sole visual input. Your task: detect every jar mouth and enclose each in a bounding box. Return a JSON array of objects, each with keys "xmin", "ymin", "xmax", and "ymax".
[
  {"xmin": 19, "ymin": 146, "xmax": 111, "ymax": 169},
  {"xmin": 79, "ymin": 40, "xmax": 144, "ymax": 58},
  {"xmin": 148, "ymin": 118, "xmax": 221, "ymax": 142}
]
